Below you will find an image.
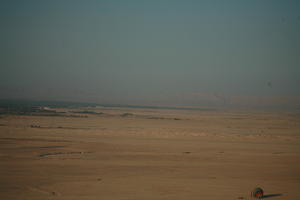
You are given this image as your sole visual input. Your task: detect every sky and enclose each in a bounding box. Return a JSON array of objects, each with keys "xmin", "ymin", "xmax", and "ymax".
[{"xmin": 1, "ymin": 0, "xmax": 300, "ymax": 107}]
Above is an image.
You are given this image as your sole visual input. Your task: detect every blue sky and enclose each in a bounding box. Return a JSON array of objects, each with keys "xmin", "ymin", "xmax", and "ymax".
[{"xmin": 1, "ymin": 1, "xmax": 300, "ymax": 106}]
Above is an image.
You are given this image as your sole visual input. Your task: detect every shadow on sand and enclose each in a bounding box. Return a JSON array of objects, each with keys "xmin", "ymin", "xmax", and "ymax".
[{"xmin": 261, "ymin": 193, "xmax": 283, "ymax": 199}]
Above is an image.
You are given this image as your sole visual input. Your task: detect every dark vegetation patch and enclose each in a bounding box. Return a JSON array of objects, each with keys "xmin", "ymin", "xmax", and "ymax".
[
  {"xmin": 119, "ymin": 113, "xmax": 183, "ymax": 120},
  {"xmin": 0, "ymin": 137, "xmax": 71, "ymax": 143},
  {"xmin": 30, "ymin": 125, "xmax": 91, "ymax": 130},
  {"xmin": 145, "ymin": 116, "xmax": 183, "ymax": 120},
  {"xmin": 100, "ymin": 103, "xmax": 215, "ymax": 111},
  {"xmin": 146, "ymin": 116, "xmax": 165, "ymax": 120},
  {"xmin": 20, "ymin": 146, "xmax": 65, "ymax": 149},
  {"xmin": 39, "ymin": 151, "xmax": 92, "ymax": 157},
  {"xmin": 120, "ymin": 113, "xmax": 134, "ymax": 117},
  {"xmin": 71, "ymin": 111, "xmax": 104, "ymax": 115}
]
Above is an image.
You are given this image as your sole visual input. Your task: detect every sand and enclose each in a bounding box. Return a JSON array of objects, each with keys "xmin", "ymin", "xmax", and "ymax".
[{"xmin": 0, "ymin": 107, "xmax": 300, "ymax": 200}]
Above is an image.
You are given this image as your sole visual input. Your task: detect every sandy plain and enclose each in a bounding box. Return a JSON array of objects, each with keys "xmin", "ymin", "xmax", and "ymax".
[{"xmin": 0, "ymin": 106, "xmax": 300, "ymax": 200}]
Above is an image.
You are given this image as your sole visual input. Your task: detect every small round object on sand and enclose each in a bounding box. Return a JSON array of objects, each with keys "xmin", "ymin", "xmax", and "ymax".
[{"xmin": 251, "ymin": 187, "xmax": 264, "ymax": 198}]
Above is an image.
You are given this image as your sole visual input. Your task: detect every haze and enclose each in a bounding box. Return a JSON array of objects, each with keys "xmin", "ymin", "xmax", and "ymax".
[{"xmin": 1, "ymin": 0, "xmax": 300, "ymax": 108}]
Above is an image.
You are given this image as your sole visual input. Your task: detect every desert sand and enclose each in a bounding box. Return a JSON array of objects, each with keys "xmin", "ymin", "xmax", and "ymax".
[{"xmin": 1, "ymin": 106, "xmax": 300, "ymax": 200}]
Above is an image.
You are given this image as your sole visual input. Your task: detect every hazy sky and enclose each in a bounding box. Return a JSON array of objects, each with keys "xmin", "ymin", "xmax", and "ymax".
[{"xmin": 1, "ymin": 1, "xmax": 300, "ymax": 105}]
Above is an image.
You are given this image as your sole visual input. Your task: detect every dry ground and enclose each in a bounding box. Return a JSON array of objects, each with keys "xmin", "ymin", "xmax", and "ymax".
[{"xmin": 0, "ymin": 107, "xmax": 300, "ymax": 200}]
